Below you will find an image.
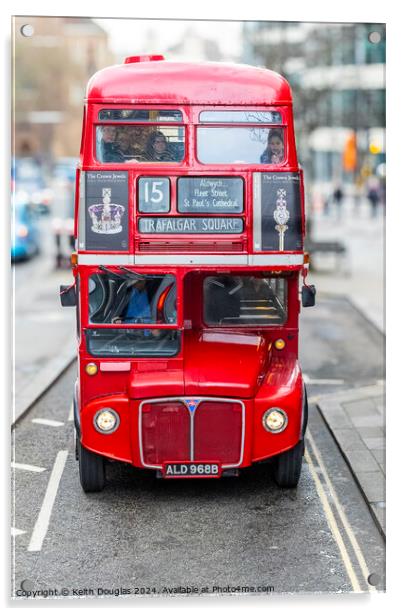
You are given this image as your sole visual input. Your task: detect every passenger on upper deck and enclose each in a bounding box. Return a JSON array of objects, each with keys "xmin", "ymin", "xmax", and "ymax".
[
  {"xmin": 260, "ymin": 129, "xmax": 284, "ymax": 165},
  {"xmin": 144, "ymin": 130, "xmax": 176, "ymax": 162},
  {"xmin": 99, "ymin": 126, "xmax": 125, "ymax": 163},
  {"xmin": 115, "ymin": 128, "xmax": 134, "ymax": 159}
]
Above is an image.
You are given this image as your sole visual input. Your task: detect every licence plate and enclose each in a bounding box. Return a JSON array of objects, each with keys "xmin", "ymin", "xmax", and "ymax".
[{"xmin": 162, "ymin": 462, "xmax": 221, "ymax": 479}]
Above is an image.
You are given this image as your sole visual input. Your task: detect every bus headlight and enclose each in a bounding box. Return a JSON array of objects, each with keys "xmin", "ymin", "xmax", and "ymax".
[
  {"xmin": 94, "ymin": 408, "xmax": 120, "ymax": 434},
  {"xmin": 262, "ymin": 408, "xmax": 288, "ymax": 433}
]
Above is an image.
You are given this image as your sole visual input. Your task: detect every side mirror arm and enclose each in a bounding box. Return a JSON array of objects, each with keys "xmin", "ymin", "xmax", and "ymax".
[
  {"xmin": 302, "ymin": 284, "xmax": 316, "ymax": 307},
  {"xmin": 60, "ymin": 284, "xmax": 77, "ymax": 307}
]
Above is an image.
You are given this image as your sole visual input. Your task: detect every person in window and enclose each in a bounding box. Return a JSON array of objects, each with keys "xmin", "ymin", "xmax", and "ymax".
[
  {"xmin": 100, "ymin": 126, "xmax": 125, "ymax": 163},
  {"xmin": 144, "ymin": 131, "xmax": 175, "ymax": 162},
  {"xmin": 118, "ymin": 279, "xmax": 151, "ymax": 324},
  {"xmin": 115, "ymin": 128, "xmax": 134, "ymax": 159},
  {"xmin": 260, "ymin": 129, "xmax": 284, "ymax": 164}
]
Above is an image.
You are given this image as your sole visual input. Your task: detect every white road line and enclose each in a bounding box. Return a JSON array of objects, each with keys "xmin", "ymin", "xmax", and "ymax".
[
  {"xmin": 307, "ymin": 429, "xmax": 375, "ymax": 593},
  {"xmin": 68, "ymin": 403, "xmax": 74, "ymax": 422},
  {"xmin": 306, "ymin": 395, "xmax": 321, "ymax": 404},
  {"xmin": 25, "ymin": 312, "xmax": 70, "ymax": 323},
  {"xmin": 32, "ymin": 418, "xmax": 65, "ymax": 427},
  {"xmin": 304, "ymin": 445, "xmax": 362, "ymax": 592},
  {"xmin": 12, "ymin": 462, "xmax": 46, "ymax": 473},
  {"xmin": 304, "ymin": 375, "xmax": 345, "ymax": 385},
  {"xmin": 28, "ymin": 450, "xmax": 68, "ymax": 552},
  {"xmin": 12, "ymin": 528, "xmax": 26, "ymax": 537}
]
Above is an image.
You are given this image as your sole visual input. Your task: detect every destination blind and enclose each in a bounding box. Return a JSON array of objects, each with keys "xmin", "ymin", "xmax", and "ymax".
[
  {"xmin": 138, "ymin": 217, "xmax": 244, "ymax": 234},
  {"xmin": 177, "ymin": 177, "xmax": 243, "ymax": 213}
]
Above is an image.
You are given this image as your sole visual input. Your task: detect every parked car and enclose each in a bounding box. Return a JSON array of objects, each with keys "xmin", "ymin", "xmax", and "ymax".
[
  {"xmin": 13, "ymin": 157, "xmax": 53, "ymax": 214},
  {"xmin": 11, "ymin": 191, "xmax": 41, "ymax": 261},
  {"xmin": 52, "ymin": 157, "xmax": 78, "ymax": 183}
]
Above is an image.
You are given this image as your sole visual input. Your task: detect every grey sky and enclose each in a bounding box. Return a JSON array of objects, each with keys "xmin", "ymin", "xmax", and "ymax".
[{"xmin": 94, "ymin": 17, "xmax": 244, "ymax": 62}]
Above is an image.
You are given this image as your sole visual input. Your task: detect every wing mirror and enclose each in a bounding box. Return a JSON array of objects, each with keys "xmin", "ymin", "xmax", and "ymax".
[
  {"xmin": 302, "ymin": 284, "xmax": 316, "ymax": 307},
  {"xmin": 60, "ymin": 284, "xmax": 77, "ymax": 307}
]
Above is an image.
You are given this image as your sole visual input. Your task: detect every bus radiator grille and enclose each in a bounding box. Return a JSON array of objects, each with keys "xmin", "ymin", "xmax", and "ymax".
[{"xmin": 140, "ymin": 399, "xmax": 243, "ymax": 466}]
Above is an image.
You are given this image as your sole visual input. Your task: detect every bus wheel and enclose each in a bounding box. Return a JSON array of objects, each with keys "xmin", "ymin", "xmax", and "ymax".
[
  {"xmin": 78, "ymin": 441, "xmax": 106, "ymax": 492},
  {"xmin": 273, "ymin": 440, "xmax": 304, "ymax": 488}
]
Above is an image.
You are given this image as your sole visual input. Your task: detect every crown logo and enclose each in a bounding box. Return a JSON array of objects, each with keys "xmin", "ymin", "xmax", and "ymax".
[
  {"xmin": 273, "ymin": 189, "xmax": 290, "ymax": 251},
  {"xmin": 273, "ymin": 189, "xmax": 290, "ymax": 226},
  {"xmin": 88, "ymin": 187, "xmax": 125, "ymax": 234}
]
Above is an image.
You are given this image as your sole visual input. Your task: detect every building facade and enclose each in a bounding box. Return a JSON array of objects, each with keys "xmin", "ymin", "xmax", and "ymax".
[
  {"xmin": 241, "ymin": 21, "xmax": 385, "ymax": 199},
  {"xmin": 13, "ymin": 16, "xmax": 114, "ymax": 163}
]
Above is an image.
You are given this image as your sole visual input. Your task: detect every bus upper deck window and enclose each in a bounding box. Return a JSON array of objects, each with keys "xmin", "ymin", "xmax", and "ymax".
[
  {"xmin": 197, "ymin": 126, "xmax": 285, "ymax": 165},
  {"xmin": 199, "ymin": 110, "xmax": 282, "ymax": 124},
  {"xmin": 96, "ymin": 125, "xmax": 185, "ymax": 163},
  {"xmin": 99, "ymin": 109, "xmax": 183, "ymax": 122}
]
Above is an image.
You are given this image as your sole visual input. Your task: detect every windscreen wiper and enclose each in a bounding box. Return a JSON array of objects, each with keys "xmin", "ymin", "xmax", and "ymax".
[
  {"xmin": 98, "ymin": 265, "xmax": 164, "ymax": 282},
  {"xmin": 98, "ymin": 265, "xmax": 144, "ymax": 281},
  {"xmin": 118, "ymin": 266, "xmax": 145, "ymax": 280},
  {"xmin": 98, "ymin": 265, "xmax": 128, "ymax": 280},
  {"xmin": 118, "ymin": 267, "xmax": 166, "ymax": 281}
]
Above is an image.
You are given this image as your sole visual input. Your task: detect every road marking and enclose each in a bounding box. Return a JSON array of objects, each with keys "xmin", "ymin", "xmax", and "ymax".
[
  {"xmin": 304, "ymin": 375, "xmax": 345, "ymax": 385},
  {"xmin": 12, "ymin": 462, "xmax": 46, "ymax": 473},
  {"xmin": 12, "ymin": 528, "xmax": 26, "ymax": 537},
  {"xmin": 25, "ymin": 312, "xmax": 71, "ymax": 323},
  {"xmin": 307, "ymin": 429, "xmax": 375, "ymax": 592},
  {"xmin": 32, "ymin": 418, "xmax": 65, "ymax": 427},
  {"xmin": 68, "ymin": 403, "xmax": 74, "ymax": 422},
  {"xmin": 28, "ymin": 450, "xmax": 68, "ymax": 552},
  {"xmin": 304, "ymin": 445, "xmax": 362, "ymax": 592}
]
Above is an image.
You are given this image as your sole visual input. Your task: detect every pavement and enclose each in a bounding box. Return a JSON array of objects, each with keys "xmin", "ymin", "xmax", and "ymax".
[
  {"xmin": 307, "ymin": 196, "xmax": 385, "ymax": 333},
  {"xmin": 314, "ymin": 383, "xmax": 385, "ymax": 537},
  {"xmin": 306, "ymin": 196, "xmax": 385, "ymax": 536}
]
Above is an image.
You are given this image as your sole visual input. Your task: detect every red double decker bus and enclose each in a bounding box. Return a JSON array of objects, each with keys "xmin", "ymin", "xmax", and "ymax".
[{"xmin": 61, "ymin": 55, "xmax": 315, "ymax": 492}]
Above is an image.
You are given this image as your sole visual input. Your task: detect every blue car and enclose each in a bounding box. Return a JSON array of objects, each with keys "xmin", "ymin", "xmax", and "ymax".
[
  {"xmin": 11, "ymin": 192, "xmax": 41, "ymax": 261},
  {"xmin": 53, "ymin": 157, "xmax": 78, "ymax": 183},
  {"xmin": 13, "ymin": 157, "xmax": 53, "ymax": 214}
]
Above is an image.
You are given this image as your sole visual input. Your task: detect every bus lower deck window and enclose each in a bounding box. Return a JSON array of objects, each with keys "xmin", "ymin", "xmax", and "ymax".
[
  {"xmin": 204, "ymin": 275, "xmax": 287, "ymax": 326},
  {"xmin": 85, "ymin": 328, "xmax": 181, "ymax": 358},
  {"xmin": 88, "ymin": 273, "xmax": 176, "ymax": 325}
]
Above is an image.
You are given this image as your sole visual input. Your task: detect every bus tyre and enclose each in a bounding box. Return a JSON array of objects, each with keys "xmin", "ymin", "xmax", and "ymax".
[
  {"xmin": 78, "ymin": 441, "xmax": 106, "ymax": 493},
  {"xmin": 273, "ymin": 439, "xmax": 304, "ymax": 488}
]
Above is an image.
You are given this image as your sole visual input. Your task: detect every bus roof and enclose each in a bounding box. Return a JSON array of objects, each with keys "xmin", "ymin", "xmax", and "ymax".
[{"xmin": 86, "ymin": 58, "xmax": 293, "ymax": 106}]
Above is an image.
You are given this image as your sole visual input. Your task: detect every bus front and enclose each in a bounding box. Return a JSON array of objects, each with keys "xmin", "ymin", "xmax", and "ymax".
[{"xmin": 66, "ymin": 56, "xmax": 313, "ymax": 492}]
